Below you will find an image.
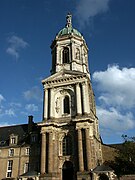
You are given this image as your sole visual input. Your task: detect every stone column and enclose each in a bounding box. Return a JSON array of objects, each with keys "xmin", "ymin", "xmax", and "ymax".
[
  {"xmin": 48, "ymin": 132, "xmax": 53, "ymax": 173},
  {"xmin": 56, "ymin": 45, "xmax": 59, "ymax": 64},
  {"xmin": 71, "ymin": 41, "xmax": 75, "ymax": 60},
  {"xmin": 44, "ymin": 89, "xmax": 48, "ymax": 119},
  {"xmin": 82, "ymin": 82, "xmax": 89, "ymax": 114},
  {"xmin": 76, "ymin": 83, "xmax": 82, "ymax": 115},
  {"xmin": 78, "ymin": 129, "xmax": 84, "ymax": 172},
  {"xmin": 50, "ymin": 89, "xmax": 54, "ymax": 119},
  {"xmin": 41, "ymin": 133, "xmax": 46, "ymax": 174},
  {"xmin": 85, "ymin": 128, "xmax": 91, "ymax": 170},
  {"xmin": 53, "ymin": 132, "xmax": 58, "ymax": 173}
]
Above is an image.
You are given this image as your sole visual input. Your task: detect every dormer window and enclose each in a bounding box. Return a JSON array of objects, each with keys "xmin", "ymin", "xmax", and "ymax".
[
  {"xmin": 63, "ymin": 47, "xmax": 69, "ymax": 63},
  {"xmin": 10, "ymin": 134, "xmax": 18, "ymax": 145},
  {"xmin": 31, "ymin": 134, "xmax": 37, "ymax": 143},
  {"xmin": 0, "ymin": 141, "xmax": 6, "ymax": 146},
  {"xmin": 11, "ymin": 137, "xmax": 16, "ymax": 144}
]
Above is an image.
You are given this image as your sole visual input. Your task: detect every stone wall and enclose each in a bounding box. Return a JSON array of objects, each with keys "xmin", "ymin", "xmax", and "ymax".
[{"xmin": 102, "ymin": 144, "xmax": 117, "ymax": 163}]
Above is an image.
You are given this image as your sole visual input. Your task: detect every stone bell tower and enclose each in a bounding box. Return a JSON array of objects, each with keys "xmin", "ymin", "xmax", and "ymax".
[{"xmin": 39, "ymin": 13, "xmax": 102, "ymax": 180}]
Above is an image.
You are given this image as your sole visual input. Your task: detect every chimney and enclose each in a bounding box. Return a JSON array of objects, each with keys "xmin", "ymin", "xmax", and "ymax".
[{"xmin": 28, "ymin": 115, "xmax": 34, "ymax": 133}]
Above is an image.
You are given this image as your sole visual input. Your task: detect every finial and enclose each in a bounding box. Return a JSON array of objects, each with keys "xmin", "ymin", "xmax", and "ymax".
[{"xmin": 66, "ymin": 13, "xmax": 72, "ymax": 27}]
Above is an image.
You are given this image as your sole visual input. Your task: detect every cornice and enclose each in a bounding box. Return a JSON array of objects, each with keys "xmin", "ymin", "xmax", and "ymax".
[
  {"xmin": 42, "ymin": 74, "xmax": 90, "ymax": 87},
  {"xmin": 38, "ymin": 115, "xmax": 94, "ymax": 130}
]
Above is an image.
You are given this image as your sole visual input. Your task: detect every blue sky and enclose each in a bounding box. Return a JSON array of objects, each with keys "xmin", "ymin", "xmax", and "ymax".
[{"xmin": 0, "ymin": 0, "xmax": 135, "ymax": 144}]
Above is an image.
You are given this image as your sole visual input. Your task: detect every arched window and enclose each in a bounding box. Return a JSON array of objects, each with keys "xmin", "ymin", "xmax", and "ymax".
[
  {"xmin": 64, "ymin": 96, "xmax": 70, "ymax": 114},
  {"xmin": 63, "ymin": 135, "xmax": 72, "ymax": 156},
  {"xmin": 63, "ymin": 47, "xmax": 69, "ymax": 63}
]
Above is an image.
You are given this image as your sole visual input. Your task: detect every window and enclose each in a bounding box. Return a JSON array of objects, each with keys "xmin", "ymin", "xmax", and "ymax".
[
  {"xmin": 9, "ymin": 149, "xmax": 14, "ymax": 156},
  {"xmin": 25, "ymin": 147, "xmax": 30, "ymax": 155},
  {"xmin": 0, "ymin": 140, "xmax": 6, "ymax": 145},
  {"xmin": 6, "ymin": 160, "xmax": 13, "ymax": 177},
  {"xmin": 63, "ymin": 135, "xmax": 72, "ymax": 156},
  {"xmin": 31, "ymin": 135, "xmax": 37, "ymax": 143},
  {"xmin": 10, "ymin": 134, "xmax": 18, "ymax": 145},
  {"xmin": 11, "ymin": 137, "xmax": 16, "ymax": 144},
  {"xmin": 24, "ymin": 162, "xmax": 29, "ymax": 173},
  {"xmin": 63, "ymin": 47, "xmax": 69, "ymax": 63},
  {"xmin": 64, "ymin": 96, "xmax": 70, "ymax": 114}
]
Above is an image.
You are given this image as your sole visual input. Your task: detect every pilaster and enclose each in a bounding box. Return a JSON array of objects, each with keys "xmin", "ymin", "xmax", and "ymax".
[
  {"xmin": 44, "ymin": 89, "xmax": 48, "ymax": 120},
  {"xmin": 77, "ymin": 129, "xmax": 84, "ymax": 172},
  {"xmin": 76, "ymin": 83, "xmax": 82, "ymax": 115},
  {"xmin": 41, "ymin": 133, "xmax": 46, "ymax": 174},
  {"xmin": 82, "ymin": 82, "xmax": 90, "ymax": 114},
  {"xmin": 85, "ymin": 128, "xmax": 91, "ymax": 170},
  {"xmin": 50, "ymin": 89, "xmax": 54, "ymax": 119},
  {"xmin": 48, "ymin": 132, "xmax": 53, "ymax": 173}
]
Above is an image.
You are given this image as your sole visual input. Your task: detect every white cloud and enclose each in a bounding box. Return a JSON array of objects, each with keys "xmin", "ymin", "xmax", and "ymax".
[
  {"xmin": 23, "ymin": 86, "xmax": 42, "ymax": 102},
  {"xmin": 97, "ymin": 106, "xmax": 135, "ymax": 131},
  {"xmin": 6, "ymin": 35, "xmax": 29, "ymax": 59},
  {"xmin": 5, "ymin": 108, "xmax": 16, "ymax": 117},
  {"xmin": 92, "ymin": 65, "xmax": 135, "ymax": 136},
  {"xmin": 25, "ymin": 104, "xmax": 38, "ymax": 112},
  {"xmin": 75, "ymin": 0, "xmax": 110, "ymax": 28},
  {"xmin": 93, "ymin": 65, "xmax": 135, "ymax": 108},
  {"xmin": 0, "ymin": 98, "xmax": 21, "ymax": 119},
  {"xmin": 9, "ymin": 102, "xmax": 22, "ymax": 108},
  {"xmin": 0, "ymin": 94, "xmax": 5, "ymax": 116},
  {"xmin": 0, "ymin": 94, "xmax": 5, "ymax": 104}
]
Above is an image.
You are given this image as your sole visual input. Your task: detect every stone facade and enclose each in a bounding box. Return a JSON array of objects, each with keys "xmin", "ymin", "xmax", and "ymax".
[
  {"xmin": 39, "ymin": 14, "xmax": 102, "ymax": 180},
  {"xmin": 0, "ymin": 116, "xmax": 40, "ymax": 180}
]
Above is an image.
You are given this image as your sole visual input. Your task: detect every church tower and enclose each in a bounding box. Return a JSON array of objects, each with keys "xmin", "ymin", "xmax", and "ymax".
[{"xmin": 39, "ymin": 14, "xmax": 102, "ymax": 180}]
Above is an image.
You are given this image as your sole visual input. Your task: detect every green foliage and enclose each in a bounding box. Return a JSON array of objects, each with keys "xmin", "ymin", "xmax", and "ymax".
[{"xmin": 109, "ymin": 135, "xmax": 135, "ymax": 177}]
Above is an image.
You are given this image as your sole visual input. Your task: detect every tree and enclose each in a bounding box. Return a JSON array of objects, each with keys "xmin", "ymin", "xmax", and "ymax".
[{"xmin": 110, "ymin": 135, "xmax": 135, "ymax": 177}]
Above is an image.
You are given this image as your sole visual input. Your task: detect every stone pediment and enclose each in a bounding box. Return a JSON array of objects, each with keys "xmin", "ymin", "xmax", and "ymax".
[{"xmin": 42, "ymin": 69, "xmax": 88, "ymax": 85}]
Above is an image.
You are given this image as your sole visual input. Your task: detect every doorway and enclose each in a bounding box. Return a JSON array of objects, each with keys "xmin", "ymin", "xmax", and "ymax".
[
  {"xmin": 99, "ymin": 173, "xmax": 109, "ymax": 180},
  {"xmin": 62, "ymin": 161, "xmax": 74, "ymax": 180}
]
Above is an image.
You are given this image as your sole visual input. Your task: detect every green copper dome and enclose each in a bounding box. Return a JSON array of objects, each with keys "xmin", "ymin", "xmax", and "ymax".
[
  {"xmin": 57, "ymin": 13, "xmax": 82, "ymax": 38},
  {"xmin": 58, "ymin": 26, "xmax": 82, "ymax": 37}
]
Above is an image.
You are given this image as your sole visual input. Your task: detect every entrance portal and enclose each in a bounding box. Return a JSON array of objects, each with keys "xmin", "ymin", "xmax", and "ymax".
[
  {"xmin": 62, "ymin": 161, "xmax": 74, "ymax": 180},
  {"xmin": 99, "ymin": 173, "xmax": 109, "ymax": 180}
]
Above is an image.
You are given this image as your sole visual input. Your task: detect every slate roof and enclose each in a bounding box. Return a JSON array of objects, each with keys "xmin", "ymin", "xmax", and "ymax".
[
  {"xmin": 20, "ymin": 170, "xmax": 39, "ymax": 177},
  {"xmin": 0, "ymin": 122, "xmax": 40, "ymax": 147},
  {"xmin": 93, "ymin": 164, "xmax": 113, "ymax": 173}
]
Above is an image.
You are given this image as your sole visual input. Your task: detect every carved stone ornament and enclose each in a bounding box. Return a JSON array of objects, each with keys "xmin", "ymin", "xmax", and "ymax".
[
  {"xmin": 60, "ymin": 89, "xmax": 68, "ymax": 95},
  {"xmin": 75, "ymin": 48, "xmax": 80, "ymax": 60},
  {"xmin": 55, "ymin": 97, "xmax": 60, "ymax": 113}
]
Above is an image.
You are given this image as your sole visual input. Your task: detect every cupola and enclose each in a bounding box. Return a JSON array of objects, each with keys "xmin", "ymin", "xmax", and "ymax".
[{"xmin": 50, "ymin": 13, "xmax": 90, "ymax": 77}]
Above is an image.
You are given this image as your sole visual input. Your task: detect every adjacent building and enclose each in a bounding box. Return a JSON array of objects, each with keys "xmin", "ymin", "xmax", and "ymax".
[{"xmin": 0, "ymin": 116, "xmax": 40, "ymax": 180}]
